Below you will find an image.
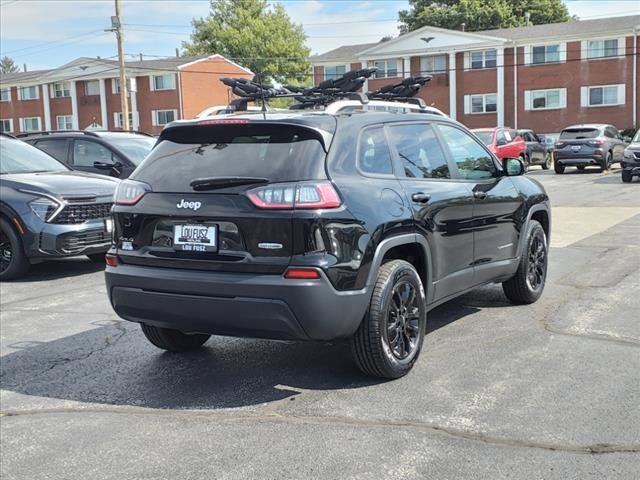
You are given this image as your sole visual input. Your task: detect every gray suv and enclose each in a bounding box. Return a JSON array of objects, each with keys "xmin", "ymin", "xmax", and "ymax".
[{"xmin": 554, "ymin": 124, "xmax": 626, "ymax": 173}]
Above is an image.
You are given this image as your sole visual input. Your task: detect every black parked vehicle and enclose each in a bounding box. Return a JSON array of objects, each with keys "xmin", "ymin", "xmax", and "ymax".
[
  {"xmin": 0, "ymin": 134, "xmax": 118, "ymax": 280},
  {"xmin": 517, "ymin": 129, "xmax": 551, "ymax": 170},
  {"xmin": 105, "ymin": 72, "xmax": 551, "ymax": 379},
  {"xmin": 554, "ymin": 124, "xmax": 626, "ymax": 173},
  {"xmin": 621, "ymin": 129, "xmax": 640, "ymax": 183},
  {"xmin": 20, "ymin": 131, "xmax": 156, "ymax": 179}
]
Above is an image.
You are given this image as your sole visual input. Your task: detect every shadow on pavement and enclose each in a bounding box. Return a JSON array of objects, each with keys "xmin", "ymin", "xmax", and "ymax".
[
  {"xmin": 0, "ymin": 295, "xmax": 487, "ymax": 410},
  {"xmin": 9, "ymin": 257, "xmax": 104, "ymax": 283}
]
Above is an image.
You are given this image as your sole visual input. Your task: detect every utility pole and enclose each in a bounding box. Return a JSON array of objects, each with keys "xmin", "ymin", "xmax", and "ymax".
[{"xmin": 106, "ymin": 0, "xmax": 130, "ymax": 130}]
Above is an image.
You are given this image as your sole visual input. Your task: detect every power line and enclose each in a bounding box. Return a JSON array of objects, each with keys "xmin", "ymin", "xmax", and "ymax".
[{"xmin": 1, "ymin": 30, "xmax": 105, "ymax": 56}]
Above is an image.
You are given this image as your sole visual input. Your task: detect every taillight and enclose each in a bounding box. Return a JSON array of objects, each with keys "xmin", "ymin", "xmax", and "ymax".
[
  {"xmin": 247, "ymin": 181, "xmax": 341, "ymax": 210},
  {"xmin": 589, "ymin": 139, "xmax": 605, "ymax": 146},
  {"xmin": 284, "ymin": 268, "xmax": 321, "ymax": 279},
  {"xmin": 105, "ymin": 254, "xmax": 118, "ymax": 267},
  {"xmin": 555, "ymin": 142, "xmax": 565, "ymax": 148},
  {"xmin": 198, "ymin": 119, "xmax": 250, "ymax": 125},
  {"xmin": 114, "ymin": 180, "xmax": 150, "ymax": 206}
]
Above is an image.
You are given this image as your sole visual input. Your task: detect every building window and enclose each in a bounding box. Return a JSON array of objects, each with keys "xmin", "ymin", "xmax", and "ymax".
[
  {"xmin": 465, "ymin": 94, "xmax": 497, "ymax": 114},
  {"xmin": 84, "ymin": 80, "xmax": 100, "ymax": 96},
  {"xmin": 324, "ymin": 65, "xmax": 346, "ymax": 80},
  {"xmin": 0, "ymin": 119, "xmax": 13, "ymax": 133},
  {"xmin": 20, "ymin": 117, "xmax": 41, "ymax": 132},
  {"xmin": 18, "ymin": 86, "xmax": 39, "ymax": 100},
  {"xmin": 111, "ymin": 78, "xmax": 121, "ymax": 94},
  {"xmin": 531, "ymin": 44, "xmax": 560, "ymax": 64},
  {"xmin": 114, "ymin": 111, "xmax": 135, "ymax": 128},
  {"xmin": 373, "ymin": 59, "xmax": 398, "ymax": 78},
  {"xmin": 583, "ymin": 84, "xmax": 625, "ymax": 107},
  {"xmin": 587, "ymin": 39, "xmax": 620, "ymax": 59},
  {"xmin": 151, "ymin": 74, "xmax": 176, "ymax": 91},
  {"xmin": 0, "ymin": 88, "xmax": 10, "ymax": 102},
  {"xmin": 525, "ymin": 88, "xmax": 566, "ymax": 110},
  {"xmin": 50, "ymin": 82, "xmax": 71, "ymax": 98},
  {"xmin": 56, "ymin": 115, "xmax": 74, "ymax": 130},
  {"xmin": 420, "ymin": 55, "xmax": 446, "ymax": 73},
  {"xmin": 469, "ymin": 50, "xmax": 496, "ymax": 69},
  {"xmin": 152, "ymin": 109, "xmax": 177, "ymax": 126}
]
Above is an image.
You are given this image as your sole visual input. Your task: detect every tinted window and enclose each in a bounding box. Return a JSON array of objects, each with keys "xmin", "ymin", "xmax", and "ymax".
[
  {"xmin": 0, "ymin": 137, "xmax": 68, "ymax": 174},
  {"xmin": 359, "ymin": 126, "xmax": 393, "ymax": 175},
  {"xmin": 388, "ymin": 124, "xmax": 450, "ymax": 179},
  {"xmin": 132, "ymin": 124, "xmax": 327, "ymax": 192},
  {"xmin": 436, "ymin": 125, "xmax": 497, "ymax": 180},
  {"xmin": 559, "ymin": 128, "xmax": 599, "ymax": 140},
  {"xmin": 73, "ymin": 140, "xmax": 115, "ymax": 167},
  {"xmin": 101, "ymin": 135, "xmax": 155, "ymax": 165},
  {"xmin": 34, "ymin": 139, "xmax": 68, "ymax": 162}
]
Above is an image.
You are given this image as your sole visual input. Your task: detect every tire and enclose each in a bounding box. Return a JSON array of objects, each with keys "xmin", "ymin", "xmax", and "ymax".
[
  {"xmin": 520, "ymin": 154, "xmax": 529, "ymax": 172},
  {"xmin": 0, "ymin": 218, "xmax": 30, "ymax": 281},
  {"xmin": 502, "ymin": 220, "xmax": 548, "ymax": 305},
  {"xmin": 350, "ymin": 259, "xmax": 427, "ymax": 379},
  {"xmin": 140, "ymin": 323, "xmax": 211, "ymax": 352},
  {"xmin": 542, "ymin": 153, "xmax": 550, "ymax": 170},
  {"xmin": 554, "ymin": 162, "xmax": 565, "ymax": 174},
  {"xmin": 87, "ymin": 253, "xmax": 106, "ymax": 263},
  {"xmin": 622, "ymin": 170, "xmax": 633, "ymax": 183},
  {"xmin": 603, "ymin": 152, "xmax": 613, "ymax": 171}
]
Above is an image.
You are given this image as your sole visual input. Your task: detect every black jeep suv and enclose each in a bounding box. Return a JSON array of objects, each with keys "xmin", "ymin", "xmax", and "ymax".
[
  {"xmin": 105, "ymin": 110, "xmax": 550, "ymax": 379},
  {"xmin": 0, "ymin": 134, "xmax": 118, "ymax": 280}
]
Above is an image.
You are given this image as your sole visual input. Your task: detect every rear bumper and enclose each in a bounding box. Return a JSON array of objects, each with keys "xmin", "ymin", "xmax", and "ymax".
[
  {"xmin": 105, "ymin": 263, "xmax": 371, "ymax": 341},
  {"xmin": 555, "ymin": 153, "xmax": 604, "ymax": 167}
]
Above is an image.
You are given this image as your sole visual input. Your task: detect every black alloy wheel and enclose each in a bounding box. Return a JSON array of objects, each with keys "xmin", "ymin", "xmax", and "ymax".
[
  {"xmin": 387, "ymin": 281, "xmax": 421, "ymax": 360},
  {"xmin": 0, "ymin": 218, "xmax": 30, "ymax": 280},
  {"xmin": 0, "ymin": 229, "xmax": 12, "ymax": 274},
  {"xmin": 525, "ymin": 232, "xmax": 546, "ymax": 292}
]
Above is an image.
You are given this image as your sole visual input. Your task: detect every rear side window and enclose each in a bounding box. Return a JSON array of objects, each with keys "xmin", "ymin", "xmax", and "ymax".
[
  {"xmin": 358, "ymin": 126, "xmax": 393, "ymax": 175},
  {"xmin": 388, "ymin": 124, "xmax": 450, "ymax": 179},
  {"xmin": 34, "ymin": 139, "xmax": 68, "ymax": 162},
  {"xmin": 560, "ymin": 128, "xmax": 599, "ymax": 140},
  {"xmin": 73, "ymin": 140, "xmax": 114, "ymax": 167},
  {"xmin": 132, "ymin": 124, "xmax": 327, "ymax": 191},
  {"xmin": 437, "ymin": 124, "xmax": 497, "ymax": 180}
]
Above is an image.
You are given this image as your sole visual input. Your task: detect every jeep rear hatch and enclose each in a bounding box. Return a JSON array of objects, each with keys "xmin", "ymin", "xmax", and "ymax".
[{"xmin": 113, "ymin": 121, "xmax": 336, "ymax": 273}]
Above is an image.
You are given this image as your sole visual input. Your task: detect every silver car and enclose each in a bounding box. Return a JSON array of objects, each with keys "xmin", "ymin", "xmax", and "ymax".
[{"xmin": 554, "ymin": 124, "xmax": 626, "ymax": 173}]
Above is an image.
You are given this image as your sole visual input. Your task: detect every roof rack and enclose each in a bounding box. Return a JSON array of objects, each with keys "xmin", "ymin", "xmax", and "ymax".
[
  {"xmin": 220, "ymin": 69, "xmax": 432, "ymax": 112},
  {"xmin": 14, "ymin": 129, "xmax": 153, "ymax": 138}
]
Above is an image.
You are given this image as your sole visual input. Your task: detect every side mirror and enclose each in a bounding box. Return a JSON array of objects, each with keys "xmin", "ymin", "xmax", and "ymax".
[
  {"xmin": 503, "ymin": 157, "xmax": 525, "ymax": 176},
  {"xmin": 93, "ymin": 160, "xmax": 114, "ymax": 170}
]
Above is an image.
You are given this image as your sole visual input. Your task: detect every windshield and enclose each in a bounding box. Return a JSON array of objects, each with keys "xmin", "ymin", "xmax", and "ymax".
[
  {"xmin": 473, "ymin": 131, "xmax": 494, "ymax": 146},
  {"xmin": 632, "ymin": 130, "xmax": 640, "ymax": 143},
  {"xmin": 0, "ymin": 137, "xmax": 69, "ymax": 174},
  {"xmin": 560, "ymin": 128, "xmax": 600, "ymax": 140},
  {"xmin": 132, "ymin": 124, "xmax": 327, "ymax": 192},
  {"xmin": 104, "ymin": 135, "xmax": 156, "ymax": 165}
]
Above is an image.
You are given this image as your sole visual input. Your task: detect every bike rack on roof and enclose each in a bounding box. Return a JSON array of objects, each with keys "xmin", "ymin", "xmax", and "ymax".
[{"xmin": 219, "ymin": 69, "xmax": 433, "ymax": 112}]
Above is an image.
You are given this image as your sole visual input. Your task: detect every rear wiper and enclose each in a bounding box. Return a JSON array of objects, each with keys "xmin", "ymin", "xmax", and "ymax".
[{"xmin": 190, "ymin": 176, "xmax": 269, "ymax": 191}]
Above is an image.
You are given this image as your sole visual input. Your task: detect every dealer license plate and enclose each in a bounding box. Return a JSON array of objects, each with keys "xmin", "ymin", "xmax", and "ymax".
[{"xmin": 173, "ymin": 224, "xmax": 217, "ymax": 252}]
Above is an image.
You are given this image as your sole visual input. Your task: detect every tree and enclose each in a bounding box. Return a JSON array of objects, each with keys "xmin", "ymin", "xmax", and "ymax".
[
  {"xmin": 399, "ymin": 0, "xmax": 571, "ymax": 33},
  {"xmin": 0, "ymin": 56, "xmax": 20, "ymax": 74},
  {"xmin": 182, "ymin": 0, "xmax": 310, "ymax": 84}
]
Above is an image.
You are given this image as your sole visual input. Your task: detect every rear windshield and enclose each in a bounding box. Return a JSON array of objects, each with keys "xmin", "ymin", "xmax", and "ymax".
[
  {"xmin": 560, "ymin": 128, "xmax": 600, "ymax": 140},
  {"xmin": 131, "ymin": 124, "xmax": 327, "ymax": 192},
  {"xmin": 474, "ymin": 131, "xmax": 494, "ymax": 146}
]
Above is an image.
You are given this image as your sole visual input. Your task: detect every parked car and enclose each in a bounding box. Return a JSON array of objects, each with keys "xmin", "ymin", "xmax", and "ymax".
[
  {"xmin": 104, "ymin": 106, "xmax": 551, "ymax": 379},
  {"xmin": 20, "ymin": 130, "xmax": 156, "ymax": 179},
  {"xmin": 517, "ymin": 129, "xmax": 551, "ymax": 170},
  {"xmin": 0, "ymin": 133, "xmax": 118, "ymax": 280},
  {"xmin": 553, "ymin": 124, "xmax": 626, "ymax": 174},
  {"xmin": 621, "ymin": 129, "xmax": 640, "ymax": 183},
  {"xmin": 472, "ymin": 127, "xmax": 527, "ymax": 165}
]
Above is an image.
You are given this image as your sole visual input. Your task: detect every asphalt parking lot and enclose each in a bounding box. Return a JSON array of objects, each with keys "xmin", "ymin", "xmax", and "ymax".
[{"xmin": 1, "ymin": 167, "xmax": 639, "ymax": 479}]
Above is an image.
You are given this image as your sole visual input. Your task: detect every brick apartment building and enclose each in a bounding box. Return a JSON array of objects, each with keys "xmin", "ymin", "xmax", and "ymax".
[
  {"xmin": 0, "ymin": 54, "xmax": 252, "ymax": 136},
  {"xmin": 311, "ymin": 15, "xmax": 640, "ymax": 134}
]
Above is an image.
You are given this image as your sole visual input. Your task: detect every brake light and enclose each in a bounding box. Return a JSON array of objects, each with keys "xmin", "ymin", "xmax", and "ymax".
[
  {"xmin": 247, "ymin": 181, "xmax": 341, "ymax": 210},
  {"xmin": 114, "ymin": 180, "xmax": 149, "ymax": 206},
  {"xmin": 555, "ymin": 142, "xmax": 564, "ymax": 148},
  {"xmin": 198, "ymin": 119, "xmax": 251, "ymax": 125},
  {"xmin": 284, "ymin": 268, "xmax": 320, "ymax": 279},
  {"xmin": 589, "ymin": 139, "xmax": 605, "ymax": 146},
  {"xmin": 105, "ymin": 254, "xmax": 118, "ymax": 267}
]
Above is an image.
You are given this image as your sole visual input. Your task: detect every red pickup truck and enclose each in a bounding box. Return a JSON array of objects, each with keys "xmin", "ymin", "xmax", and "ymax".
[{"xmin": 472, "ymin": 127, "xmax": 526, "ymax": 164}]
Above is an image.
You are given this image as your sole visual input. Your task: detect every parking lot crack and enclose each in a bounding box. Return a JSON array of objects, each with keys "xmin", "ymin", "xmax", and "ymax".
[{"xmin": 1, "ymin": 407, "xmax": 638, "ymax": 455}]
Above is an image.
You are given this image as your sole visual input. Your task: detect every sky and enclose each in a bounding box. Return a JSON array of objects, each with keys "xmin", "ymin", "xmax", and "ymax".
[{"xmin": 1, "ymin": 0, "xmax": 639, "ymax": 71}]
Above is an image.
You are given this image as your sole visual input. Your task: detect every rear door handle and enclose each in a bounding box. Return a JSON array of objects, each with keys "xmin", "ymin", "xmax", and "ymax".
[
  {"xmin": 473, "ymin": 191, "xmax": 487, "ymax": 200},
  {"xmin": 411, "ymin": 192, "xmax": 431, "ymax": 204}
]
